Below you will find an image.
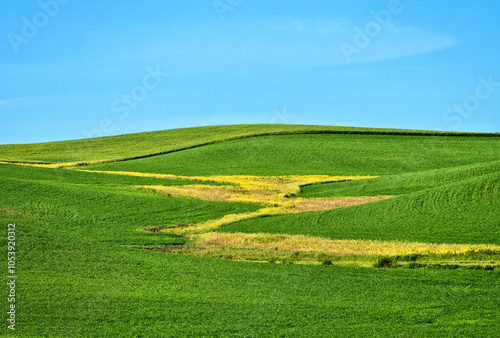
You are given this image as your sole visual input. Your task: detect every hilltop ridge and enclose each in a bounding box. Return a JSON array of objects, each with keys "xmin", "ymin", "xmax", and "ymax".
[{"xmin": 1, "ymin": 124, "xmax": 498, "ymax": 164}]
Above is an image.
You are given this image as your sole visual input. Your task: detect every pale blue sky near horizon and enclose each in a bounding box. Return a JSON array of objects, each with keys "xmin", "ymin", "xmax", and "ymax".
[{"xmin": 0, "ymin": 0, "xmax": 499, "ymax": 144}]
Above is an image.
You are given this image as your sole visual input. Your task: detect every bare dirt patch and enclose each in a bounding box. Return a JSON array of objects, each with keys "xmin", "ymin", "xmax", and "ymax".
[{"xmin": 142, "ymin": 224, "xmax": 191, "ymax": 233}]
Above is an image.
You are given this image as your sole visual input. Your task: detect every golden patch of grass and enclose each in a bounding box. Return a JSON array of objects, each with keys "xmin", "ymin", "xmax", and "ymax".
[
  {"xmin": 134, "ymin": 184, "xmax": 271, "ymax": 205},
  {"xmin": 0, "ymin": 161, "xmax": 78, "ymax": 168},
  {"xmin": 279, "ymin": 196, "xmax": 390, "ymax": 212},
  {"xmin": 151, "ymin": 245, "xmax": 327, "ymax": 265},
  {"xmin": 103, "ymin": 171, "xmax": 390, "ymax": 237},
  {"xmin": 131, "ymin": 183, "xmax": 390, "ymax": 237},
  {"xmin": 165, "ymin": 208, "xmax": 290, "ymax": 236},
  {"xmin": 193, "ymin": 232, "xmax": 500, "ymax": 257},
  {"xmin": 81, "ymin": 169, "xmax": 490, "ymax": 267},
  {"xmin": 144, "ymin": 232, "xmax": 500, "ymax": 267},
  {"xmin": 80, "ymin": 170, "xmax": 375, "ymax": 195},
  {"xmin": 134, "ymin": 185, "xmax": 389, "ymax": 212},
  {"xmin": 185, "ymin": 174, "xmax": 374, "ymax": 196},
  {"xmin": 80, "ymin": 169, "xmax": 181, "ymax": 180}
]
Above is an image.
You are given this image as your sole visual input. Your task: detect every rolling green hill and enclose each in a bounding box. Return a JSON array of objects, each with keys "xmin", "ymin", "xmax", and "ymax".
[
  {"xmin": 1, "ymin": 124, "xmax": 497, "ymax": 164},
  {"xmin": 221, "ymin": 171, "xmax": 500, "ymax": 245},
  {"xmin": 296, "ymin": 159, "xmax": 500, "ymax": 197},
  {"xmin": 86, "ymin": 133, "xmax": 500, "ymax": 176},
  {"xmin": 1, "ymin": 125, "xmax": 499, "ymax": 337}
]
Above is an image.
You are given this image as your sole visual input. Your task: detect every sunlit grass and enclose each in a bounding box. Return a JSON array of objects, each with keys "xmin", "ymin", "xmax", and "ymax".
[
  {"xmin": 151, "ymin": 232, "xmax": 500, "ymax": 268},
  {"xmin": 87, "ymin": 169, "xmax": 500, "ymax": 268},
  {"xmin": 194, "ymin": 232, "xmax": 500, "ymax": 257},
  {"xmin": 2, "ymin": 126, "xmax": 500, "ymax": 336},
  {"xmin": 0, "ymin": 160, "xmax": 86, "ymax": 168},
  {"xmin": 111, "ymin": 172, "xmax": 389, "ymax": 237},
  {"xmin": 10, "ymin": 165, "xmax": 496, "ymax": 268}
]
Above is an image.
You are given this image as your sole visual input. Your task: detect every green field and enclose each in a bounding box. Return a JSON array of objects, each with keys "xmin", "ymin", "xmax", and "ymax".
[{"xmin": 1, "ymin": 125, "xmax": 499, "ymax": 337}]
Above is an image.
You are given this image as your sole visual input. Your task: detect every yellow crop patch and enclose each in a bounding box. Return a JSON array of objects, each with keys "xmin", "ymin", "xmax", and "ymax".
[
  {"xmin": 74, "ymin": 170, "xmax": 392, "ymax": 238},
  {"xmin": 3, "ymin": 164, "xmax": 495, "ymax": 268},
  {"xmin": 193, "ymin": 233, "xmax": 500, "ymax": 257},
  {"xmin": 0, "ymin": 161, "xmax": 82, "ymax": 168},
  {"xmin": 144, "ymin": 232, "xmax": 500, "ymax": 267},
  {"xmin": 121, "ymin": 173, "xmax": 390, "ymax": 236},
  {"xmin": 161, "ymin": 208, "xmax": 291, "ymax": 236},
  {"xmin": 136, "ymin": 184, "xmax": 390, "ymax": 236},
  {"xmin": 119, "ymin": 170, "xmax": 499, "ymax": 268},
  {"xmin": 83, "ymin": 170, "xmax": 374, "ymax": 194},
  {"xmin": 133, "ymin": 184, "xmax": 389, "ymax": 208}
]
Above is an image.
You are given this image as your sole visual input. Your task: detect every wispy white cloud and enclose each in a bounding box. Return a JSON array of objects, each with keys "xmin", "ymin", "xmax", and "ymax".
[
  {"xmin": 340, "ymin": 24, "xmax": 459, "ymax": 64},
  {"xmin": 98, "ymin": 17, "xmax": 458, "ymax": 72},
  {"xmin": 0, "ymin": 18, "xmax": 458, "ymax": 77}
]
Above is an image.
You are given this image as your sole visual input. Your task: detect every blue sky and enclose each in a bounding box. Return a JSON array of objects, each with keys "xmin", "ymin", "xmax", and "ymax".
[{"xmin": 1, "ymin": 0, "xmax": 499, "ymax": 144}]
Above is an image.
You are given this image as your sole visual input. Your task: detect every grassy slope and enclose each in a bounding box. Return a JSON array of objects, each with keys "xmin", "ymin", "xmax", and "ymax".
[
  {"xmin": 87, "ymin": 133, "xmax": 500, "ymax": 176},
  {"xmin": 0, "ymin": 162, "xmax": 229, "ymax": 188},
  {"xmin": 0, "ymin": 165, "xmax": 259, "ymax": 246},
  {"xmin": 0, "ymin": 124, "xmax": 419, "ymax": 163},
  {"xmin": 1, "ymin": 124, "xmax": 497, "ymax": 163},
  {"xmin": 298, "ymin": 159, "xmax": 500, "ymax": 197},
  {"xmin": 221, "ymin": 172, "xmax": 500, "ymax": 245},
  {"xmin": 1, "ymin": 125, "xmax": 500, "ymax": 336},
  {"xmin": 1, "ymin": 165, "xmax": 499, "ymax": 337},
  {"xmin": 216, "ymin": 153, "xmax": 500, "ymax": 245}
]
